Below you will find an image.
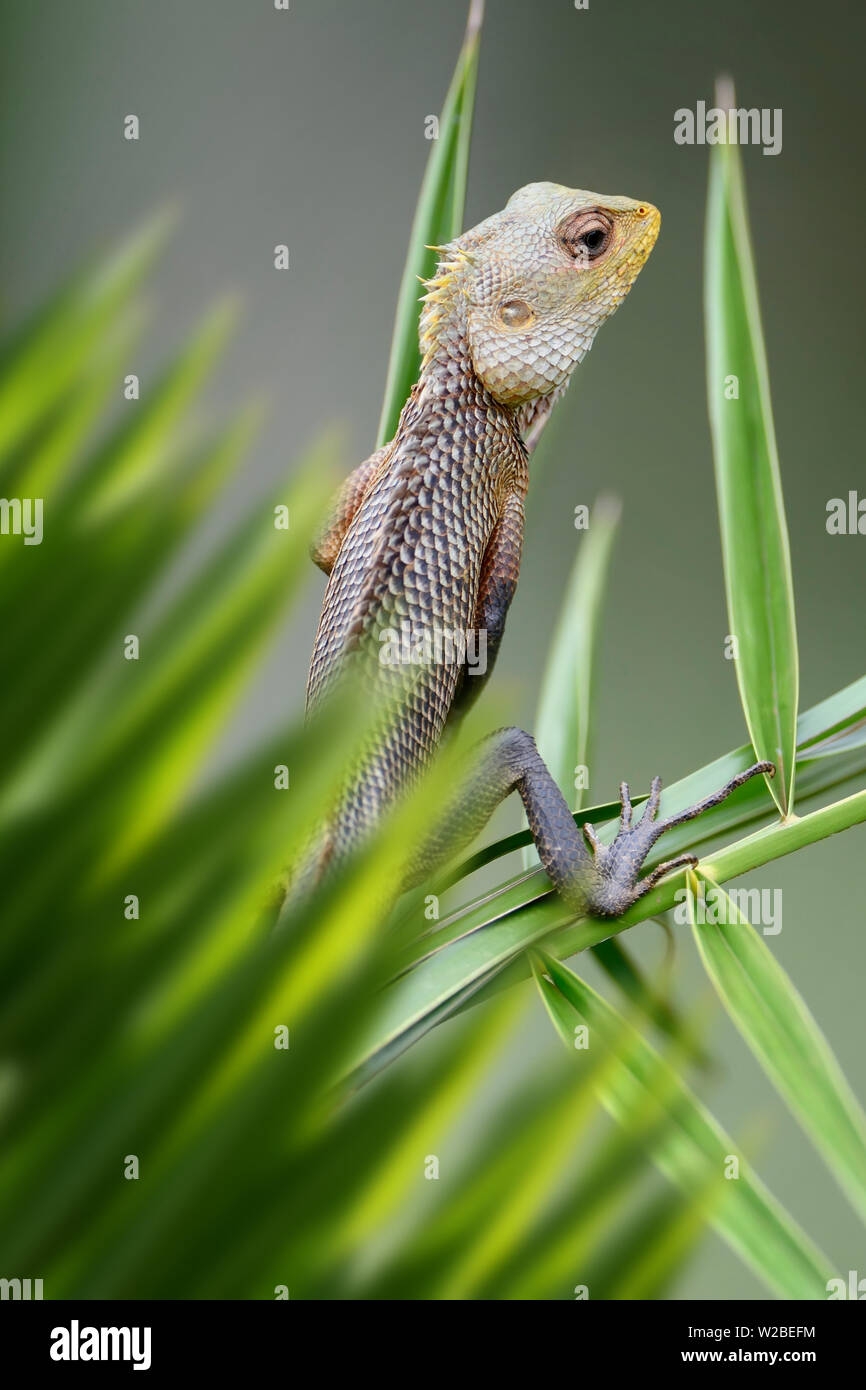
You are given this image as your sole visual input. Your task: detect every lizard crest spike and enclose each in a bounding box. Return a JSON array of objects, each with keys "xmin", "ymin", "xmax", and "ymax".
[{"xmin": 290, "ymin": 180, "xmax": 772, "ymax": 926}]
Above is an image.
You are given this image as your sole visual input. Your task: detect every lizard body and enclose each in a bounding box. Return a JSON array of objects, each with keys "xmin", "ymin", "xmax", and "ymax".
[{"xmin": 303, "ymin": 183, "xmax": 771, "ymax": 913}]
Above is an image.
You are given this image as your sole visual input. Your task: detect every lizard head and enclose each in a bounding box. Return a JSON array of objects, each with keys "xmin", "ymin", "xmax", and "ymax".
[{"xmin": 422, "ymin": 182, "xmax": 660, "ymax": 408}]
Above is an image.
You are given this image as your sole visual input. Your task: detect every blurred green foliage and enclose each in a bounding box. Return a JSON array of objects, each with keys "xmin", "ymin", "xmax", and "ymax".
[
  {"xmin": 0, "ymin": 203, "xmax": 719, "ymax": 1303},
  {"xmin": 1, "ymin": 5, "xmax": 865, "ymax": 1302}
]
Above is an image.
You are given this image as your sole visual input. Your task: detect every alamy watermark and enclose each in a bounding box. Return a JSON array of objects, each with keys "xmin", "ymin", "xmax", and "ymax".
[
  {"xmin": 826, "ymin": 491, "xmax": 866, "ymax": 535},
  {"xmin": 674, "ymin": 101, "xmax": 782, "ymax": 156},
  {"xmin": 827, "ymin": 1270, "xmax": 866, "ymax": 1299},
  {"xmin": 50, "ymin": 1320, "xmax": 151, "ymax": 1371},
  {"xmin": 0, "ymin": 1276, "xmax": 43, "ymax": 1299},
  {"xmin": 673, "ymin": 880, "xmax": 782, "ymax": 935},
  {"xmin": 379, "ymin": 621, "xmax": 487, "ymax": 675},
  {"xmin": 0, "ymin": 497, "xmax": 42, "ymax": 545}
]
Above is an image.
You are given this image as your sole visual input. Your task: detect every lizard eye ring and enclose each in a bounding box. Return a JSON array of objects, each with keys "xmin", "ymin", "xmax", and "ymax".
[
  {"xmin": 497, "ymin": 299, "xmax": 534, "ymax": 329},
  {"xmin": 557, "ymin": 209, "xmax": 614, "ymax": 265}
]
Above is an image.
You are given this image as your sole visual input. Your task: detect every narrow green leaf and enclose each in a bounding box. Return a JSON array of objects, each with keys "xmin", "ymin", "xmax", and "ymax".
[
  {"xmin": 0, "ymin": 211, "xmax": 174, "ymax": 471},
  {"xmin": 705, "ymin": 77, "xmax": 798, "ymax": 815},
  {"xmin": 536, "ymin": 952, "xmax": 833, "ymax": 1299},
  {"xmin": 518, "ymin": 494, "xmax": 690, "ymax": 1045},
  {"xmin": 355, "ymin": 787, "xmax": 866, "ymax": 1081},
  {"xmin": 796, "ymin": 673, "xmax": 866, "ymax": 750},
  {"xmin": 590, "ymin": 935, "xmax": 708, "ymax": 1066},
  {"xmin": 441, "ymin": 796, "xmax": 628, "ymax": 888},
  {"xmin": 529, "ymin": 492, "xmax": 621, "ymax": 818},
  {"xmin": 79, "ymin": 296, "xmax": 239, "ymax": 521},
  {"xmin": 596, "ymin": 1186, "xmax": 712, "ymax": 1300},
  {"xmin": 375, "ymin": 1, "xmax": 483, "ymax": 446},
  {"xmin": 445, "ymin": 673, "xmax": 866, "ymax": 894},
  {"xmin": 688, "ymin": 869, "xmax": 866, "ymax": 1224}
]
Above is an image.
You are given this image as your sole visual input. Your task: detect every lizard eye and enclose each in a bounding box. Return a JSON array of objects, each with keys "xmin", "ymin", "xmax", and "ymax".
[
  {"xmin": 557, "ymin": 210, "xmax": 614, "ymax": 264},
  {"xmin": 581, "ymin": 228, "xmax": 607, "ymax": 253},
  {"xmin": 498, "ymin": 299, "xmax": 534, "ymax": 328}
]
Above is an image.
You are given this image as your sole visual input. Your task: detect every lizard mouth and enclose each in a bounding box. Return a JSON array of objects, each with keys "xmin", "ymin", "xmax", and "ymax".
[
  {"xmin": 604, "ymin": 205, "xmax": 660, "ymax": 296},
  {"xmin": 624, "ymin": 203, "xmax": 661, "ymax": 269},
  {"xmin": 638, "ymin": 203, "xmax": 662, "ymax": 247}
]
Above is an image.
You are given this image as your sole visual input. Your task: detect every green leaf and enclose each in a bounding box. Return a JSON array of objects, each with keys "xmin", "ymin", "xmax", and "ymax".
[
  {"xmin": 590, "ymin": 935, "xmax": 708, "ymax": 1066},
  {"xmin": 0, "ymin": 406, "xmax": 263, "ymax": 795},
  {"xmin": 355, "ymin": 785, "xmax": 866, "ymax": 1081},
  {"xmin": 705, "ymin": 78, "xmax": 798, "ymax": 816},
  {"xmin": 594, "ymin": 1186, "xmax": 713, "ymax": 1301},
  {"xmin": 518, "ymin": 494, "xmax": 694, "ymax": 1048},
  {"xmin": 0, "ymin": 210, "xmax": 174, "ymax": 473},
  {"xmin": 535, "ymin": 951, "xmax": 833, "ymax": 1299},
  {"xmin": 375, "ymin": 1, "xmax": 483, "ymax": 446},
  {"xmin": 445, "ymin": 674, "xmax": 866, "ymax": 902},
  {"xmin": 2, "ymin": 32, "xmax": 863, "ymax": 1304},
  {"xmin": 529, "ymin": 492, "xmax": 621, "ymax": 820},
  {"xmin": 688, "ymin": 869, "xmax": 866, "ymax": 1224},
  {"xmin": 79, "ymin": 296, "xmax": 239, "ymax": 522}
]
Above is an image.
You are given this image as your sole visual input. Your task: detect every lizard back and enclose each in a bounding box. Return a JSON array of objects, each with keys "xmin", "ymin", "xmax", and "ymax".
[{"xmin": 306, "ymin": 339, "xmax": 525, "ymax": 855}]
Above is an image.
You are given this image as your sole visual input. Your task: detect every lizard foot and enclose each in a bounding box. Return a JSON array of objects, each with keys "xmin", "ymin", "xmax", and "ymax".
[{"xmin": 579, "ymin": 760, "xmax": 775, "ymax": 918}]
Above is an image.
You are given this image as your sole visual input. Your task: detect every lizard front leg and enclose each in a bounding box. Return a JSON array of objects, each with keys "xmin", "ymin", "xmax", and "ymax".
[
  {"xmin": 449, "ymin": 488, "xmax": 525, "ymax": 722},
  {"xmin": 411, "ymin": 727, "xmax": 773, "ymax": 917},
  {"xmin": 311, "ymin": 442, "xmax": 392, "ymax": 575}
]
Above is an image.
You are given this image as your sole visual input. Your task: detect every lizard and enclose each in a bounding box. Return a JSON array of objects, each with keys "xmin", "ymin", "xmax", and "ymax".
[{"xmin": 301, "ymin": 181, "xmax": 772, "ymax": 919}]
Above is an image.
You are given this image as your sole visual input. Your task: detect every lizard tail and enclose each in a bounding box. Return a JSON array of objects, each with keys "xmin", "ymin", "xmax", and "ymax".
[{"xmin": 274, "ymin": 825, "xmax": 334, "ymax": 929}]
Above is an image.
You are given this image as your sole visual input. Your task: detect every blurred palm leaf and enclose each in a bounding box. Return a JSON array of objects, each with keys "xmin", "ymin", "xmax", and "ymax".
[
  {"xmin": 1, "ymin": 13, "xmax": 864, "ymax": 1303},
  {"xmin": 0, "ymin": 2, "xmax": 725, "ymax": 1302},
  {"xmin": 0, "ymin": 211, "xmax": 174, "ymax": 471}
]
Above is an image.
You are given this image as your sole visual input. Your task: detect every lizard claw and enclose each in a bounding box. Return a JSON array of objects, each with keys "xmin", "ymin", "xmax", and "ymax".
[
  {"xmin": 582, "ymin": 761, "xmax": 774, "ymax": 917},
  {"xmin": 637, "ymin": 774, "xmax": 662, "ymax": 826},
  {"xmin": 632, "ymin": 852, "xmax": 699, "ymax": 901},
  {"xmin": 582, "ymin": 820, "xmax": 600, "ymax": 853}
]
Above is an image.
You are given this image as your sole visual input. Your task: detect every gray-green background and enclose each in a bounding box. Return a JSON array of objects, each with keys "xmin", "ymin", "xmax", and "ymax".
[{"xmin": 2, "ymin": 0, "xmax": 864, "ymax": 1298}]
